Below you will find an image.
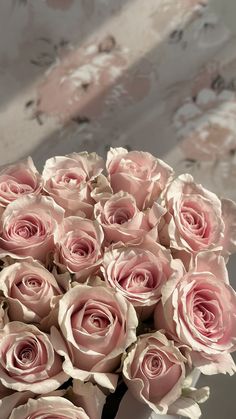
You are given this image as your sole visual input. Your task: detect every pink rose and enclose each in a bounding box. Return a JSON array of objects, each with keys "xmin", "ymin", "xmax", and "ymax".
[
  {"xmin": 122, "ymin": 331, "xmax": 186, "ymax": 415},
  {"xmin": 43, "ymin": 152, "xmax": 104, "ymax": 217},
  {"xmin": 0, "ymin": 260, "xmax": 62, "ymax": 324},
  {"xmin": 154, "ymin": 252, "xmax": 236, "ymax": 375},
  {"xmin": 51, "ymin": 284, "xmax": 138, "ymax": 390},
  {"xmin": 9, "ymin": 396, "xmax": 89, "ymax": 419},
  {"xmin": 159, "ymin": 174, "xmax": 236, "ymax": 257},
  {"xmin": 54, "ymin": 217, "xmax": 104, "ymax": 282},
  {"xmin": 106, "ymin": 148, "xmax": 173, "ymax": 210},
  {"xmin": 94, "ymin": 191, "xmax": 165, "ymax": 245},
  {"xmin": 0, "ymin": 321, "xmax": 68, "ymax": 392},
  {"xmin": 0, "ymin": 195, "xmax": 64, "ymax": 262},
  {"xmin": 101, "ymin": 240, "xmax": 183, "ymax": 318},
  {"xmin": 0, "ymin": 158, "xmax": 43, "ymax": 208}
]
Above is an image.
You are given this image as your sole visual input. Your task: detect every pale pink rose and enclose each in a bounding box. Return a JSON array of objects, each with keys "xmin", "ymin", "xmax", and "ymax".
[
  {"xmin": 51, "ymin": 284, "xmax": 138, "ymax": 390},
  {"xmin": 54, "ymin": 217, "xmax": 104, "ymax": 282},
  {"xmin": 43, "ymin": 152, "xmax": 104, "ymax": 217},
  {"xmin": 101, "ymin": 240, "xmax": 183, "ymax": 318},
  {"xmin": 9, "ymin": 396, "xmax": 89, "ymax": 419},
  {"xmin": 94, "ymin": 191, "xmax": 166, "ymax": 245},
  {"xmin": 106, "ymin": 147, "xmax": 173, "ymax": 210},
  {"xmin": 0, "ymin": 158, "xmax": 43, "ymax": 208},
  {"xmin": 0, "ymin": 260, "xmax": 62, "ymax": 324},
  {"xmin": 154, "ymin": 252, "xmax": 236, "ymax": 375},
  {"xmin": 159, "ymin": 174, "xmax": 236, "ymax": 256},
  {"xmin": 0, "ymin": 195, "xmax": 64, "ymax": 262},
  {"xmin": 122, "ymin": 330, "xmax": 186, "ymax": 415},
  {"xmin": 0, "ymin": 321, "xmax": 68, "ymax": 392}
]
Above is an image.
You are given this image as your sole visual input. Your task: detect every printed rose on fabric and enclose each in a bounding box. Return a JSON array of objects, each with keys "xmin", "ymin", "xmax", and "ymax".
[
  {"xmin": 9, "ymin": 396, "xmax": 89, "ymax": 419},
  {"xmin": 43, "ymin": 152, "xmax": 104, "ymax": 217},
  {"xmin": 0, "ymin": 157, "xmax": 43, "ymax": 208},
  {"xmin": 154, "ymin": 252, "xmax": 236, "ymax": 375},
  {"xmin": 0, "ymin": 321, "xmax": 68, "ymax": 393},
  {"xmin": 94, "ymin": 191, "xmax": 166, "ymax": 245},
  {"xmin": 106, "ymin": 147, "xmax": 173, "ymax": 210},
  {"xmin": 54, "ymin": 217, "xmax": 104, "ymax": 282},
  {"xmin": 122, "ymin": 331, "xmax": 186, "ymax": 415},
  {"xmin": 51, "ymin": 284, "xmax": 138, "ymax": 390},
  {"xmin": 0, "ymin": 260, "xmax": 62, "ymax": 324},
  {"xmin": 0, "ymin": 195, "xmax": 64, "ymax": 262},
  {"xmin": 101, "ymin": 240, "xmax": 183, "ymax": 319},
  {"xmin": 174, "ymin": 88, "xmax": 236, "ymax": 162},
  {"xmin": 159, "ymin": 174, "xmax": 236, "ymax": 257}
]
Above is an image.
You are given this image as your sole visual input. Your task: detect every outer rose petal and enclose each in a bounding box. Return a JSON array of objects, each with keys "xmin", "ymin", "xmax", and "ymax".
[
  {"xmin": 192, "ymin": 251, "xmax": 229, "ymax": 284},
  {"xmin": 9, "ymin": 396, "xmax": 90, "ymax": 419},
  {"xmin": 68, "ymin": 380, "xmax": 106, "ymax": 419},
  {"xmin": 190, "ymin": 352, "xmax": 236, "ymax": 376},
  {"xmin": 90, "ymin": 174, "xmax": 113, "ymax": 202},
  {"xmin": 0, "ymin": 296, "xmax": 9, "ymax": 329},
  {"xmin": 106, "ymin": 148, "xmax": 173, "ymax": 210},
  {"xmin": 0, "ymin": 391, "xmax": 33, "ymax": 419},
  {"xmin": 168, "ymin": 387, "xmax": 209, "ymax": 419}
]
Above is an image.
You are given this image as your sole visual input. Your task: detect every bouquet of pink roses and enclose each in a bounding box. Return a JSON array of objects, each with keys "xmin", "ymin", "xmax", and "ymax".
[{"xmin": 0, "ymin": 147, "xmax": 236, "ymax": 419}]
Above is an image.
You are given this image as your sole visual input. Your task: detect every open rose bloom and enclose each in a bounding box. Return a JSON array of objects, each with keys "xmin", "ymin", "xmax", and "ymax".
[{"xmin": 0, "ymin": 149, "xmax": 235, "ymax": 419}]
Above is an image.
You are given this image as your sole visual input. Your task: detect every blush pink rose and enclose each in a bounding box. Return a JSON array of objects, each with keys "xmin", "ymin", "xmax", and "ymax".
[
  {"xmin": 154, "ymin": 252, "xmax": 236, "ymax": 375},
  {"xmin": 0, "ymin": 157, "xmax": 43, "ymax": 208},
  {"xmin": 106, "ymin": 147, "xmax": 173, "ymax": 210},
  {"xmin": 9, "ymin": 396, "xmax": 89, "ymax": 419},
  {"xmin": 0, "ymin": 260, "xmax": 62, "ymax": 324},
  {"xmin": 159, "ymin": 174, "xmax": 236, "ymax": 257},
  {"xmin": 94, "ymin": 191, "xmax": 166, "ymax": 245},
  {"xmin": 0, "ymin": 195, "xmax": 64, "ymax": 262},
  {"xmin": 51, "ymin": 284, "xmax": 138, "ymax": 390},
  {"xmin": 122, "ymin": 330, "xmax": 186, "ymax": 415},
  {"xmin": 54, "ymin": 217, "xmax": 104, "ymax": 282},
  {"xmin": 101, "ymin": 240, "xmax": 183, "ymax": 319},
  {"xmin": 0, "ymin": 321, "xmax": 68, "ymax": 393},
  {"xmin": 43, "ymin": 152, "xmax": 104, "ymax": 217}
]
